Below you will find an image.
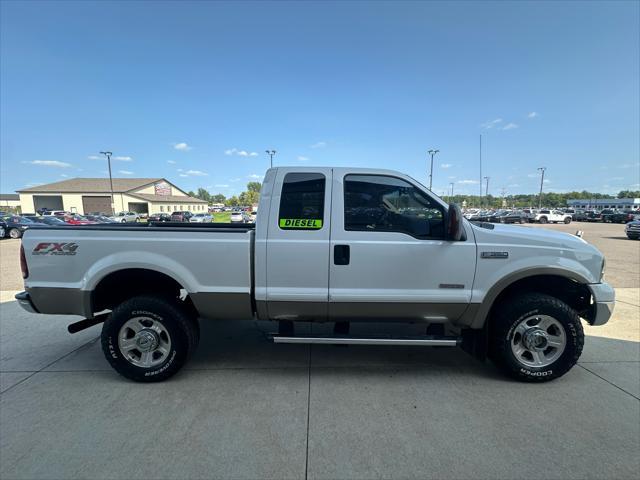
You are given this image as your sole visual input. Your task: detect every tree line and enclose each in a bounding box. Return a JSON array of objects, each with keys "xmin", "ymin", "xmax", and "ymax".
[
  {"xmin": 445, "ymin": 190, "xmax": 640, "ymax": 209},
  {"xmin": 188, "ymin": 182, "xmax": 262, "ymax": 207},
  {"xmin": 188, "ymin": 183, "xmax": 639, "ymax": 209}
]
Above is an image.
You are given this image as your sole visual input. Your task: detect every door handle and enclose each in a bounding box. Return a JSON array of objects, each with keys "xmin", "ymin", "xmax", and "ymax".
[{"xmin": 334, "ymin": 245, "xmax": 350, "ymax": 265}]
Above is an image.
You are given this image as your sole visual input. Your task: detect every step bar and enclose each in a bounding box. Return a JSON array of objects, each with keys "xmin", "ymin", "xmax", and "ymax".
[{"xmin": 272, "ymin": 336, "xmax": 460, "ymax": 346}]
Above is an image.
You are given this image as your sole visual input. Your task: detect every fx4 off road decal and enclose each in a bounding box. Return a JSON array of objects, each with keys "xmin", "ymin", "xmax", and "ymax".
[
  {"xmin": 279, "ymin": 218, "xmax": 323, "ymax": 229},
  {"xmin": 32, "ymin": 242, "xmax": 79, "ymax": 256}
]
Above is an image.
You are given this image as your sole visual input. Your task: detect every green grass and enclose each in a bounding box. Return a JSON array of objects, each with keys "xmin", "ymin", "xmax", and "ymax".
[{"xmin": 212, "ymin": 212, "xmax": 231, "ymax": 223}]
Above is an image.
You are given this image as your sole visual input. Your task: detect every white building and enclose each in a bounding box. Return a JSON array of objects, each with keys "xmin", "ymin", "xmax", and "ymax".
[
  {"xmin": 17, "ymin": 178, "xmax": 207, "ymax": 215},
  {"xmin": 566, "ymin": 198, "xmax": 640, "ymax": 210}
]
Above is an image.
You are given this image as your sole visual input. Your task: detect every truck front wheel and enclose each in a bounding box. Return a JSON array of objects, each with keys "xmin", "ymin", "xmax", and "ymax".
[
  {"xmin": 488, "ymin": 293, "xmax": 584, "ymax": 382},
  {"xmin": 101, "ymin": 295, "xmax": 199, "ymax": 382}
]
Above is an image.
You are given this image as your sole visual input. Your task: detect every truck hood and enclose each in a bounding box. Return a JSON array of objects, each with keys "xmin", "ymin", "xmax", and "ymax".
[
  {"xmin": 469, "ymin": 221, "xmax": 604, "ymax": 283},
  {"xmin": 471, "ymin": 222, "xmax": 589, "ymax": 249}
]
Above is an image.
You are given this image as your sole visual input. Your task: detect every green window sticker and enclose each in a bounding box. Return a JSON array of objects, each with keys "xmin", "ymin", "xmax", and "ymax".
[{"xmin": 279, "ymin": 218, "xmax": 323, "ymax": 229}]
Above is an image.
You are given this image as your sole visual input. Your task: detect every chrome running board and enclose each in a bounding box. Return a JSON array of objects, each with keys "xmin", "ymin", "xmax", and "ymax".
[{"xmin": 272, "ymin": 336, "xmax": 460, "ymax": 346}]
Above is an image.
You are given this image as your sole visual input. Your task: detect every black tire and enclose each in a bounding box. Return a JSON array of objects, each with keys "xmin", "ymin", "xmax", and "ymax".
[
  {"xmin": 538, "ymin": 217, "xmax": 548, "ymax": 224},
  {"xmin": 8, "ymin": 228, "xmax": 22, "ymax": 239},
  {"xmin": 488, "ymin": 293, "xmax": 584, "ymax": 382},
  {"xmin": 101, "ymin": 295, "xmax": 199, "ymax": 382},
  {"xmin": 628, "ymin": 235, "xmax": 639, "ymax": 240},
  {"xmin": 564, "ymin": 217, "xmax": 571, "ymax": 224}
]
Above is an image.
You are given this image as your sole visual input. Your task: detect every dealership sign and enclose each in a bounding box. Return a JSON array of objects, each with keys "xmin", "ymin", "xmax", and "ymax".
[{"xmin": 154, "ymin": 181, "xmax": 171, "ymax": 196}]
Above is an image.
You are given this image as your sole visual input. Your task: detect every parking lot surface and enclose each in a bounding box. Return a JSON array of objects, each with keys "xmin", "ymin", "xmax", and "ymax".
[{"xmin": 1, "ymin": 222, "xmax": 639, "ymax": 479}]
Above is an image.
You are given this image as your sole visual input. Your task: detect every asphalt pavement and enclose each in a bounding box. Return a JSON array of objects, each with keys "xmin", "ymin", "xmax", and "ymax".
[{"xmin": 1, "ymin": 222, "xmax": 638, "ymax": 479}]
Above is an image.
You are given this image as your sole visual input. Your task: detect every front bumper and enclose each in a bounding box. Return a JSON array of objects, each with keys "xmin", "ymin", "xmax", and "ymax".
[
  {"xmin": 587, "ymin": 282, "xmax": 615, "ymax": 326},
  {"xmin": 15, "ymin": 291, "xmax": 39, "ymax": 314}
]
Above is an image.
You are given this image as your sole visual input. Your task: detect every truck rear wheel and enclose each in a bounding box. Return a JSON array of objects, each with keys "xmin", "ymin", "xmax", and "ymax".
[
  {"xmin": 538, "ymin": 216, "xmax": 548, "ymax": 224},
  {"xmin": 101, "ymin": 295, "xmax": 199, "ymax": 382},
  {"xmin": 488, "ymin": 293, "xmax": 584, "ymax": 382}
]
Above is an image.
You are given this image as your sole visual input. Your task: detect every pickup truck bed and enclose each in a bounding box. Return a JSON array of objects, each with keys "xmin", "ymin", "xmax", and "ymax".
[{"xmin": 23, "ymin": 223, "xmax": 256, "ymax": 320}]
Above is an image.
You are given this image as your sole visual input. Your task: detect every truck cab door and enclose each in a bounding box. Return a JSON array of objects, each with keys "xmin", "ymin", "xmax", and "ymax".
[
  {"xmin": 264, "ymin": 168, "xmax": 332, "ymax": 320},
  {"xmin": 328, "ymin": 170, "xmax": 476, "ymax": 323}
]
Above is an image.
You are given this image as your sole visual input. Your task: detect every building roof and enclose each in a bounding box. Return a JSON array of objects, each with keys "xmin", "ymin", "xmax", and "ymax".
[
  {"xmin": 16, "ymin": 178, "xmax": 164, "ymax": 193},
  {"xmin": 0, "ymin": 194, "xmax": 19, "ymax": 201},
  {"xmin": 128, "ymin": 193, "xmax": 208, "ymax": 203}
]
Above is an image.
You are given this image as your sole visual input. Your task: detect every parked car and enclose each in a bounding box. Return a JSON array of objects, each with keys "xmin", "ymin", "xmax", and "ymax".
[
  {"xmin": 84, "ymin": 214, "xmax": 117, "ymax": 224},
  {"xmin": 534, "ymin": 209, "xmax": 572, "ymax": 224},
  {"xmin": 1, "ymin": 215, "xmax": 35, "ymax": 238},
  {"xmin": 62, "ymin": 215, "xmax": 97, "ymax": 225},
  {"xmin": 625, "ymin": 220, "xmax": 640, "ymax": 240},
  {"xmin": 17, "ymin": 166, "xmax": 614, "ymax": 383},
  {"xmin": 23, "ymin": 215, "xmax": 70, "ymax": 227},
  {"xmin": 148, "ymin": 213, "xmax": 172, "ymax": 222},
  {"xmin": 585, "ymin": 210, "xmax": 603, "ymax": 222},
  {"xmin": 572, "ymin": 210, "xmax": 589, "ymax": 222},
  {"xmin": 601, "ymin": 210, "xmax": 638, "ymax": 224},
  {"xmin": 230, "ymin": 210, "xmax": 248, "ymax": 223},
  {"xmin": 42, "ymin": 210, "xmax": 71, "ymax": 216},
  {"xmin": 493, "ymin": 210, "xmax": 529, "ymax": 224},
  {"xmin": 109, "ymin": 211, "xmax": 141, "ymax": 223},
  {"xmin": 170, "ymin": 211, "xmax": 193, "ymax": 222},
  {"xmin": 189, "ymin": 213, "xmax": 213, "ymax": 223}
]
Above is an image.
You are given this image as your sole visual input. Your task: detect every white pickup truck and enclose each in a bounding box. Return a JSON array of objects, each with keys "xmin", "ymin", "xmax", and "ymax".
[
  {"xmin": 534, "ymin": 209, "xmax": 572, "ymax": 224},
  {"xmin": 16, "ymin": 167, "xmax": 614, "ymax": 382}
]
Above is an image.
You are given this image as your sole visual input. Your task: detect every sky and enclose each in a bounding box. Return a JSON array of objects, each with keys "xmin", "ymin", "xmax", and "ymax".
[{"xmin": 1, "ymin": 0, "xmax": 639, "ymax": 199}]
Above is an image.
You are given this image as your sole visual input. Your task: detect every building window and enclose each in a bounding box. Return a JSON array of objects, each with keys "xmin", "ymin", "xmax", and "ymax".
[
  {"xmin": 160, "ymin": 206, "xmax": 164, "ymax": 212},
  {"xmin": 278, "ymin": 172, "xmax": 325, "ymax": 230},
  {"xmin": 344, "ymin": 174, "xmax": 445, "ymax": 239}
]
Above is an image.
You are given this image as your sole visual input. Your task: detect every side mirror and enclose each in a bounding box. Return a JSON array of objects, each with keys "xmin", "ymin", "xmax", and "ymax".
[{"xmin": 446, "ymin": 204, "xmax": 464, "ymax": 241}]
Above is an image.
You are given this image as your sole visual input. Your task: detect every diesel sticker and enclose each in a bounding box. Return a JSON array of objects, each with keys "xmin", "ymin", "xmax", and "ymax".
[
  {"xmin": 32, "ymin": 242, "xmax": 79, "ymax": 256},
  {"xmin": 279, "ymin": 218, "xmax": 323, "ymax": 229}
]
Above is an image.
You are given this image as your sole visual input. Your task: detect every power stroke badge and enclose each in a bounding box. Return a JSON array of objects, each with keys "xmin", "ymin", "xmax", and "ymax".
[{"xmin": 32, "ymin": 242, "xmax": 79, "ymax": 256}]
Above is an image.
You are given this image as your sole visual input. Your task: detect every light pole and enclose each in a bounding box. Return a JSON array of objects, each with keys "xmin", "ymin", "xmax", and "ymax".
[
  {"xmin": 449, "ymin": 182, "xmax": 454, "ymax": 202},
  {"xmin": 427, "ymin": 149, "xmax": 439, "ymax": 191},
  {"xmin": 537, "ymin": 167, "xmax": 546, "ymax": 208},
  {"xmin": 100, "ymin": 151, "xmax": 115, "ymax": 214},
  {"xmin": 484, "ymin": 176, "xmax": 490, "ymax": 208},
  {"xmin": 265, "ymin": 150, "xmax": 276, "ymax": 168}
]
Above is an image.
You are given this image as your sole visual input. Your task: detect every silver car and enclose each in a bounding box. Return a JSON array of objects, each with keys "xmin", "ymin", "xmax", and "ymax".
[{"xmin": 189, "ymin": 213, "xmax": 213, "ymax": 223}]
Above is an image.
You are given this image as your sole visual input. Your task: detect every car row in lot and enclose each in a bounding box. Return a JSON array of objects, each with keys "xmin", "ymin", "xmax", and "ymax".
[
  {"xmin": 464, "ymin": 207, "xmax": 639, "ymax": 226},
  {"xmin": 0, "ymin": 213, "xmax": 122, "ymax": 238}
]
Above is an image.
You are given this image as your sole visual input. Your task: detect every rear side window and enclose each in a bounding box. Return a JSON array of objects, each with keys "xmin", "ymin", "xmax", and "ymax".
[
  {"xmin": 344, "ymin": 174, "xmax": 444, "ymax": 239},
  {"xmin": 278, "ymin": 173, "xmax": 325, "ymax": 230}
]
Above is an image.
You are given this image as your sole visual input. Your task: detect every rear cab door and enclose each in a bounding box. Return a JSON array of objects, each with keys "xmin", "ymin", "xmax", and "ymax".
[{"xmin": 260, "ymin": 167, "xmax": 333, "ymax": 320}]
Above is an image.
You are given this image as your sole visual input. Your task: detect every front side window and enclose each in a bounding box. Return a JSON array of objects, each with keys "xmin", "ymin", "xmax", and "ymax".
[
  {"xmin": 344, "ymin": 174, "xmax": 444, "ymax": 239},
  {"xmin": 278, "ymin": 173, "xmax": 325, "ymax": 230}
]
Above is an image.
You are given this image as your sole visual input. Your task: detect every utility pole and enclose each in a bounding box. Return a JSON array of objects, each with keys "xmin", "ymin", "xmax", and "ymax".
[
  {"xmin": 265, "ymin": 150, "xmax": 276, "ymax": 168},
  {"xmin": 484, "ymin": 176, "xmax": 490, "ymax": 208},
  {"xmin": 479, "ymin": 135, "xmax": 482, "ymax": 208},
  {"xmin": 427, "ymin": 149, "xmax": 439, "ymax": 191},
  {"xmin": 99, "ymin": 151, "xmax": 115, "ymax": 214},
  {"xmin": 537, "ymin": 167, "xmax": 546, "ymax": 208},
  {"xmin": 449, "ymin": 182, "xmax": 454, "ymax": 202}
]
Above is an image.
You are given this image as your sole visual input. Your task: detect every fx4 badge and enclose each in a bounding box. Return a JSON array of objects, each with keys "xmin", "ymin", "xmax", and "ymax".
[{"xmin": 32, "ymin": 242, "xmax": 79, "ymax": 256}]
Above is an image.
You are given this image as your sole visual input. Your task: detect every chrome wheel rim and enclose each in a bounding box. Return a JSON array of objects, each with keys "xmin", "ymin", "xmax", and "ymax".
[
  {"xmin": 118, "ymin": 316, "xmax": 172, "ymax": 368},
  {"xmin": 9, "ymin": 229, "xmax": 20, "ymax": 238},
  {"xmin": 510, "ymin": 314, "xmax": 566, "ymax": 368}
]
